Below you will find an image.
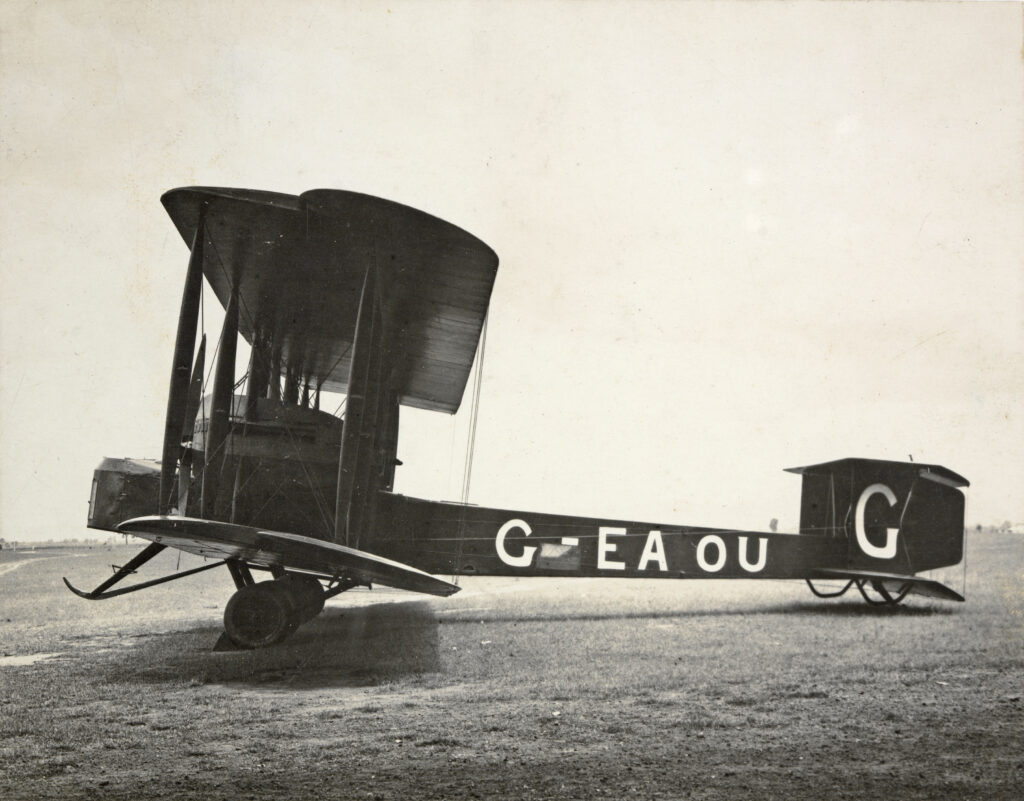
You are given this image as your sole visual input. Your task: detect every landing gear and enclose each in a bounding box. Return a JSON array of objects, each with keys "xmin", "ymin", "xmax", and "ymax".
[
  {"xmin": 283, "ymin": 574, "xmax": 325, "ymax": 619},
  {"xmin": 223, "ymin": 581, "xmax": 298, "ymax": 648},
  {"xmin": 222, "ymin": 574, "xmax": 328, "ymax": 649}
]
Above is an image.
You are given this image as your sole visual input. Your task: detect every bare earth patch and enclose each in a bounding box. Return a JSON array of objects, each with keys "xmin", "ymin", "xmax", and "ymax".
[{"xmin": 0, "ymin": 536, "xmax": 1021, "ymax": 800}]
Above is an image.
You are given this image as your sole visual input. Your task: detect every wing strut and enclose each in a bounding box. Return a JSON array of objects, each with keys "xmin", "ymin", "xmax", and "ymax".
[
  {"xmin": 203, "ymin": 279, "xmax": 240, "ymax": 518},
  {"xmin": 62, "ymin": 542, "xmax": 227, "ymax": 600},
  {"xmin": 177, "ymin": 335, "xmax": 206, "ymax": 513},
  {"xmin": 334, "ymin": 263, "xmax": 378, "ymax": 546},
  {"xmin": 159, "ymin": 209, "xmax": 206, "ymax": 513}
]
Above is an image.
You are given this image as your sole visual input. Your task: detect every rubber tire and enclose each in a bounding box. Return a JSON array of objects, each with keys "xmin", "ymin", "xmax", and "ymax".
[
  {"xmin": 265, "ymin": 581, "xmax": 303, "ymax": 633},
  {"xmin": 223, "ymin": 582, "xmax": 296, "ymax": 649}
]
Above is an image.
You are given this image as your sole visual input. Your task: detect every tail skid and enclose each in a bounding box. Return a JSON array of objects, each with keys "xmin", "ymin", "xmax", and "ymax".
[
  {"xmin": 808, "ymin": 568, "xmax": 965, "ymax": 605},
  {"xmin": 788, "ymin": 457, "xmax": 968, "ymax": 606}
]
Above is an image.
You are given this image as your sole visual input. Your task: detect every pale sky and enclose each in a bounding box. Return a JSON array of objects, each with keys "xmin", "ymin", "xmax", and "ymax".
[{"xmin": 2, "ymin": 1, "xmax": 1021, "ymax": 542}]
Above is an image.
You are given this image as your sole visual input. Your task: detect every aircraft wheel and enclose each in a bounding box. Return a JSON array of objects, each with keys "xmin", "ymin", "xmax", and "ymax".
[
  {"xmin": 265, "ymin": 581, "xmax": 303, "ymax": 631},
  {"xmin": 283, "ymin": 575, "xmax": 325, "ymax": 621},
  {"xmin": 223, "ymin": 581, "xmax": 297, "ymax": 649}
]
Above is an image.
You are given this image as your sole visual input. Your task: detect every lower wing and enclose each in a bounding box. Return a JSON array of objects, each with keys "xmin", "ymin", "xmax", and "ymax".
[{"xmin": 117, "ymin": 516, "xmax": 460, "ymax": 597}]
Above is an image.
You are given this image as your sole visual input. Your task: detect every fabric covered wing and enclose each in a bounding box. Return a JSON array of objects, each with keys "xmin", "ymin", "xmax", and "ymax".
[
  {"xmin": 160, "ymin": 187, "xmax": 498, "ymax": 414},
  {"xmin": 118, "ymin": 516, "xmax": 461, "ymax": 597}
]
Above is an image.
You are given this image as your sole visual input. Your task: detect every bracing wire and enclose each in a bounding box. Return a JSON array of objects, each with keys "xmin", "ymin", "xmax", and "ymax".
[
  {"xmin": 200, "ymin": 277, "xmax": 207, "ymax": 425},
  {"xmin": 446, "ymin": 416, "xmax": 459, "ymax": 499},
  {"xmin": 461, "ymin": 316, "xmax": 488, "ymax": 503},
  {"xmin": 280, "ymin": 422, "xmax": 336, "ymax": 536},
  {"xmin": 199, "ymin": 260, "xmax": 205, "ymax": 353},
  {"xmin": 451, "ymin": 316, "xmax": 489, "ymax": 583}
]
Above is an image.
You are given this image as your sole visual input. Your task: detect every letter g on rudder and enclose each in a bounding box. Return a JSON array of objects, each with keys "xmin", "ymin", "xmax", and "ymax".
[{"xmin": 854, "ymin": 483, "xmax": 899, "ymax": 560}]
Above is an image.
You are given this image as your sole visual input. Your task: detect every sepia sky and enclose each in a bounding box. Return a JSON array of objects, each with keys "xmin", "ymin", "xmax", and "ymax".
[{"xmin": 1, "ymin": 1, "xmax": 1021, "ymax": 542}]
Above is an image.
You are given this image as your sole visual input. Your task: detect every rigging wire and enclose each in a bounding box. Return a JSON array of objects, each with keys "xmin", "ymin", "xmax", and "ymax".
[
  {"xmin": 461, "ymin": 315, "xmax": 488, "ymax": 504},
  {"xmin": 446, "ymin": 414, "xmax": 458, "ymax": 499},
  {"xmin": 192, "ymin": 229, "xmax": 343, "ymax": 535},
  {"xmin": 324, "ymin": 344, "xmax": 355, "ymax": 418},
  {"xmin": 451, "ymin": 315, "xmax": 489, "ymax": 583},
  {"xmin": 195, "ymin": 289, "xmax": 224, "ymax": 503},
  {"xmin": 280, "ymin": 422, "xmax": 337, "ymax": 537},
  {"xmin": 321, "ymin": 343, "xmax": 354, "ymax": 396},
  {"xmin": 199, "ymin": 325, "xmax": 225, "ymax": 449},
  {"xmin": 206, "ymin": 234, "xmax": 256, "ymax": 343}
]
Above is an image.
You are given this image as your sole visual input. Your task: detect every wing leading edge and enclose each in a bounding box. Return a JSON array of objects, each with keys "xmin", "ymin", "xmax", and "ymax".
[{"xmin": 118, "ymin": 516, "xmax": 461, "ymax": 597}]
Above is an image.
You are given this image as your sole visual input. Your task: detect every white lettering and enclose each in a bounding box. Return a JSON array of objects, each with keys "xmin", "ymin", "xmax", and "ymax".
[
  {"xmin": 738, "ymin": 536, "xmax": 768, "ymax": 573},
  {"xmin": 854, "ymin": 483, "xmax": 899, "ymax": 560},
  {"xmin": 638, "ymin": 530, "xmax": 668, "ymax": 572},
  {"xmin": 496, "ymin": 519, "xmax": 537, "ymax": 567},
  {"xmin": 598, "ymin": 526, "xmax": 627, "ymax": 570},
  {"xmin": 696, "ymin": 535, "xmax": 727, "ymax": 572}
]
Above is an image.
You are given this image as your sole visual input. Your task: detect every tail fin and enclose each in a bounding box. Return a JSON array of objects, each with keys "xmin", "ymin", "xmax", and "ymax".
[{"xmin": 786, "ymin": 458, "xmax": 968, "ymax": 575}]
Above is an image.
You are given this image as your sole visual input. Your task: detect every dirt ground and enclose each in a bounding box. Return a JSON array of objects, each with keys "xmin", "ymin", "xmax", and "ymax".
[{"xmin": 1, "ymin": 533, "xmax": 1021, "ymax": 800}]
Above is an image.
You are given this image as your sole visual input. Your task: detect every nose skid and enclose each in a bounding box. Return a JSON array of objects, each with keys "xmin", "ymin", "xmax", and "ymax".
[{"xmin": 62, "ymin": 541, "xmax": 226, "ymax": 600}]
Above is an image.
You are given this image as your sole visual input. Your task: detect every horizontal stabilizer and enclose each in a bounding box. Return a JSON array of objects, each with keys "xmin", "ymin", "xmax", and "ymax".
[
  {"xmin": 811, "ymin": 568, "xmax": 964, "ymax": 602},
  {"xmin": 118, "ymin": 516, "xmax": 461, "ymax": 597},
  {"xmin": 785, "ymin": 458, "xmax": 969, "ymax": 488}
]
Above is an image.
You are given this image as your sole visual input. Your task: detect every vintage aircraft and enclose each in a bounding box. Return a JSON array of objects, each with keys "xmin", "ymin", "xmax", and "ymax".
[{"xmin": 69, "ymin": 187, "xmax": 970, "ymax": 649}]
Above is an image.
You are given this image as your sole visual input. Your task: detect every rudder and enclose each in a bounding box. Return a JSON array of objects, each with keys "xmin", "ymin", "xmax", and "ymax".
[{"xmin": 786, "ymin": 458, "xmax": 968, "ymax": 575}]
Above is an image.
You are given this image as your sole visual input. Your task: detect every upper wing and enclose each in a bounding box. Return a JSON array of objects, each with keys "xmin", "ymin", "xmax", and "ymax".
[
  {"xmin": 118, "ymin": 516, "xmax": 461, "ymax": 597},
  {"xmin": 160, "ymin": 187, "xmax": 498, "ymax": 414}
]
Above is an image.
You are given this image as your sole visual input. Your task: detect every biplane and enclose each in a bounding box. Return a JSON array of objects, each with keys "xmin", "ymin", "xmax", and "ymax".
[{"xmin": 69, "ymin": 187, "xmax": 970, "ymax": 649}]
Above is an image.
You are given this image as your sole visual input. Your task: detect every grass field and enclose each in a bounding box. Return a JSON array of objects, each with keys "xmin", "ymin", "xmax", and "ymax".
[{"xmin": 1, "ymin": 533, "xmax": 1021, "ymax": 800}]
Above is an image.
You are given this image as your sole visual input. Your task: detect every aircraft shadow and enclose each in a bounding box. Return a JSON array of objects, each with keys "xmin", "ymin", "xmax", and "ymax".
[
  {"xmin": 437, "ymin": 599, "xmax": 956, "ymax": 626},
  {"xmin": 110, "ymin": 600, "xmax": 441, "ymax": 688},
  {"xmin": 108, "ymin": 598, "xmax": 952, "ymax": 687},
  {"xmin": 764, "ymin": 599, "xmax": 958, "ymax": 617}
]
